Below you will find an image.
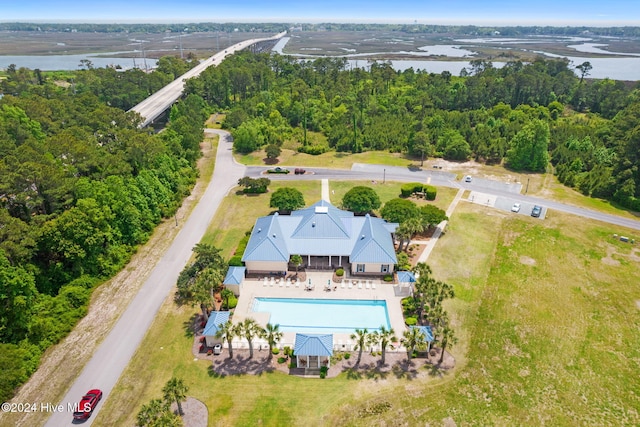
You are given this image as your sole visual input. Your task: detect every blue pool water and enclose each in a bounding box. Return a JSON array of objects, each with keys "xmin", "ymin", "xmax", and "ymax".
[{"xmin": 252, "ymin": 298, "xmax": 390, "ymax": 334}]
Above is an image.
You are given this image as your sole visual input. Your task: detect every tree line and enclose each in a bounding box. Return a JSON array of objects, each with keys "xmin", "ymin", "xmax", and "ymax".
[
  {"xmin": 0, "ymin": 59, "xmax": 208, "ymax": 402},
  {"xmin": 183, "ymin": 51, "xmax": 640, "ymax": 211}
]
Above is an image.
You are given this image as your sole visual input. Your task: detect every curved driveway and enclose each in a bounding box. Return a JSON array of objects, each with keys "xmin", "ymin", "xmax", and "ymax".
[{"xmin": 44, "ymin": 130, "xmax": 244, "ymax": 426}]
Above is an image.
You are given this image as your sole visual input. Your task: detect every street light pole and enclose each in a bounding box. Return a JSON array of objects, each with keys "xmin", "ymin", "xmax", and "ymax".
[
  {"xmin": 383, "ymin": 169, "xmax": 386, "ymax": 184},
  {"xmin": 526, "ymin": 178, "xmax": 530, "ymax": 194}
]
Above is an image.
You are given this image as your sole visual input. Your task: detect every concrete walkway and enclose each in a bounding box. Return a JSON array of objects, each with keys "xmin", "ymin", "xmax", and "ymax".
[
  {"xmin": 321, "ymin": 178, "xmax": 330, "ymax": 201},
  {"xmin": 416, "ymin": 187, "xmax": 465, "ymax": 263}
]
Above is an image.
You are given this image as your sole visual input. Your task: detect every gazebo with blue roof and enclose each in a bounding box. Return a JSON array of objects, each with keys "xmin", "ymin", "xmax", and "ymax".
[
  {"xmin": 203, "ymin": 311, "xmax": 230, "ymax": 347},
  {"xmin": 223, "ymin": 266, "xmax": 245, "ymax": 296},
  {"xmin": 410, "ymin": 325, "xmax": 434, "ymax": 352},
  {"xmin": 294, "ymin": 333, "xmax": 333, "ymax": 369}
]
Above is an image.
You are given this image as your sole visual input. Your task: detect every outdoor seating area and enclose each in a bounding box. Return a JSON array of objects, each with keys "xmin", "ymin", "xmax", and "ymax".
[{"xmin": 258, "ymin": 276, "xmax": 381, "ymax": 293}]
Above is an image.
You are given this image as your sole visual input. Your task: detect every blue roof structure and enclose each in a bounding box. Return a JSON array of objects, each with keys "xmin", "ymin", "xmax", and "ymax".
[
  {"xmin": 202, "ymin": 311, "xmax": 230, "ymax": 337},
  {"xmin": 411, "ymin": 325, "xmax": 434, "ymax": 342},
  {"xmin": 397, "ymin": 271, "xmax": 416, "ymax": 283},
  {"xmin": 242, "ymin": 201, "xmax": 398, "ymax": 264},
  {"xmin": 294, "ymin": 333, "xmax": 333, "ymax": 356},
  {"xmin": 223, "ymin": 266, "xmax": 246, "ymax": 285}
]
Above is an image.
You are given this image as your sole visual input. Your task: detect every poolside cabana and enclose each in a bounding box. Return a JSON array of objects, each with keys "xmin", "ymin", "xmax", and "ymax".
[
  {"xmin": 223, "ymin": 266, "xmax": 246, "ymax": 296},
  {"xmin": 395, "ymin": 270, "xmax": 416, "ymax": 297},
  {"xmin": 202, "ymin": 311, "xmax": 230, "ymax": 347},
  {"xmin": 294, "ymin": 333, "xmax": 333, "ymax": 368}
]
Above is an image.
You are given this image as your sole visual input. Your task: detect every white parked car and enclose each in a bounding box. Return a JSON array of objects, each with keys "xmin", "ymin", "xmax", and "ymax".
[
  {"xmin": 464, "ymin": 175, "xmax": 472, "ymax": 183},
  {"xmin": 511, "ymin": 203, "xmax": 521, "ymax": 213}
]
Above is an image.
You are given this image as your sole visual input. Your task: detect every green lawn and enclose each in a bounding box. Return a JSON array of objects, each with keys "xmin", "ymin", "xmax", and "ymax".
[{"xmin": 96, "ymin": 186, "xmax": 640, "ymax": 426}]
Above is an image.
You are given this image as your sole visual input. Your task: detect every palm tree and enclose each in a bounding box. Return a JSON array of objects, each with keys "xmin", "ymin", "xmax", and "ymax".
[
  {"xmin": 215, "ymin": 320, "xmax": 238, "ymax": 359},
  {"xmin": 264, "ymin": 323, "xmax": 283, "ymax": 360},
  {"xmin": 241, "ymin": 318, "xmax": 262, "ymax": 359},
  {"xmin": 402, "ymin": 327, "xmax": 426, "ymax": 361},
  {"xmin": 290, "ymin": 254, "xmax": 303, "ymax": 278},
  {"xmin": 438, "ymin": 325, "xmax": 458, "ymax": 365},
  {"xmin": 221, "ymin": 288, "xmax": 234, "ymax": 310},
  {"xmin": 136, "ymin": 398, "xmax": 166, "ymax": 426},
  {"xmin": 193, "ymin": 267, "xmax": 223, "ymax": 320},
  {"xmin": 162, "ymin": 377, "xmax": 189, "ymax": 416},
  {"xmin": 375, "ymin": 326, "xmax": 397, "ymax": 365},
  {"xmin": 350, "ymin": 328, "xmax": 370, "ymax": 366}
]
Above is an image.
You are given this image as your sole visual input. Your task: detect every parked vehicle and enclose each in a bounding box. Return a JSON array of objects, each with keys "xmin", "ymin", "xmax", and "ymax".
[
  {"xmin": 464, "ymin": 175, "xmax": 472, "ymax": 182},
  {"xmin": 531, "ymin": 205, "xmax": 542, "ymax": 217},
  {"xmin": 511, "ymin": 203, "xmax": 521, "ymax": 213}
]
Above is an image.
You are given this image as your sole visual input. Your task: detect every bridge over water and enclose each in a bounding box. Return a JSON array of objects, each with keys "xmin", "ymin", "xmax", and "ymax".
[{"xmin": 129, "ymin": 31, "xmax": 286, "ymax": 128}]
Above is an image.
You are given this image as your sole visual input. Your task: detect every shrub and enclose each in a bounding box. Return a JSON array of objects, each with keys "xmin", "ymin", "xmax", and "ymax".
[
  {"xmin": 228, "ymin": 255, "xmax": 243, "ymax": 267},
  {"xmin": 277, "ymin": 357, "xmax": 287, "ymax": 364},
  {"xmin": 225, "ymin": 295, "xmax": 238, "ymax": 309},
  {"xmin": 320, "ymin": 366, "xmax": 329, "ymax": 378},
  {"xmin": 335, "ymin": 268, "xmax": 344, "ymax": 276},
  {"xmin": 400, "ymin": 182, "xmax": 424, "ymax": 197},
  {"xmin": 405, "ymin": 317, "xmax": 418, "ymax": 326},
  {"xmin": 383, "ymin": 274, "xmax": 393, "ymax": 282},
  {"xmin": 298, "ymin": 144, "xmax": 329, "ymax": 155},
  {"xmin": 344, "ymin": 352, "xmax": 351, "ymax": 359},
  {"xmin": 424, "ymin": 185, "xmax": 437, "ymax": 200},
  {"xmin": 272, "ymin": 348, "xmax": 280, "ymax": 355},
  {"xmin": 283, "ymin": 346, "xmax": 292, "ymax": 357}
]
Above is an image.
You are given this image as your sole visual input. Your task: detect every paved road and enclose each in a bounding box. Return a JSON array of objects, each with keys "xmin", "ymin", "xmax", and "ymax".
[
  {"xmin": 248, "ymin": 163, "xmax": 640, "ymax": 232},
  {"xmin": 130, "ymin": 32, "xmax": 285, "ymax": 127},
  {"xmin": 44, "ymin": 130, "xmax": 244, "ymax": 426}
]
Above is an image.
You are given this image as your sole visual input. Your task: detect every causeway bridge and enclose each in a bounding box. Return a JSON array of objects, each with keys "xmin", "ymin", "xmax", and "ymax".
[{"xmin": 129, "ymin": 31, "xmax": 286, "ymax": 127}]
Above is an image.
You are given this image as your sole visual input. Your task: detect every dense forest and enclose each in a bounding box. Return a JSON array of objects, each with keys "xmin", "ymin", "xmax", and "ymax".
[
  {"xmin": 0, "ymin": 59, "xmax": 208, "ymax": 402},
  {"xmin": 182, "ymin": 51, "xmax": 640, "ymax": 210}
]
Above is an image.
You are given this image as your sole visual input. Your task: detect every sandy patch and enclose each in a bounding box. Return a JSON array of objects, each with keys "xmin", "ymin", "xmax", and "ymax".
[
  {"xmin": 601, "ymin": 256, "xmax": 621, "ymax": 266},
  {"xmin": 519, "ymin": 256, "xmax": 536, "ymax": 266}
]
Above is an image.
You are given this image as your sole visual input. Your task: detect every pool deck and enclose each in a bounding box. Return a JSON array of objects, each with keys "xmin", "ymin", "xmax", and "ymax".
[{"xmin": 232, "ymin": 271, "xmax": 408, "ymax": 352}]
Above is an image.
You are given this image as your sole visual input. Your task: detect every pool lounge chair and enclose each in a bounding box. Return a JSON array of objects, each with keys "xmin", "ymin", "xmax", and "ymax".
[
  {"xmin": 365, "ymin": 282, "xmax": 370, "ymax": 289},
  {"xmin": 371, "ymin": 282, "xmax": 376, "ymax": 290},
  {"xmin": 341, "ymin": 281, "xmax": 345, "ymax": 289},
  {"xmin": 358, "ymin": 281, "xmax": 362, "ymax": 289},
  {"xmin": 347, "ymin": 280, "xmax": 352, "ymax": 289}
]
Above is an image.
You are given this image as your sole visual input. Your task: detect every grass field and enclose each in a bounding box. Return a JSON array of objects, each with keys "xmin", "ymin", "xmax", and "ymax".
[{"xmin": 96, "ymin": 181, "xmax": 640, "ymax": 426}]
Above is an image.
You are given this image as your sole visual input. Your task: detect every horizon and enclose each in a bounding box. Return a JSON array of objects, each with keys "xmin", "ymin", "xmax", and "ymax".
[{"xmin": 2, "ymin": 0, "xmax": 640, "ymax": 27}]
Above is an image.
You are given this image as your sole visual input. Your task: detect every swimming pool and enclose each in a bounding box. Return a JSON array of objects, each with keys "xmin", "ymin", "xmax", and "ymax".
[{"xmin": 252, "ymin": 298, "xmax": 390, "ymax": 334}]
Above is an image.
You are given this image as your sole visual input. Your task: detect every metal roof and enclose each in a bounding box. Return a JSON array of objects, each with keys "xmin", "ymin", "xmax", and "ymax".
[
  {"xmin": 350, "ymin": 215, "xmax": 398, "ymax": 264},
  {"xmin": 294, "ymin": 333, "xmax": 333, "ymax": 356},
  {"xmin": 397, "ymin": 271, "xmax": 416, "ymax": 283},
  {"xmin": 223, "ymin": 266, "xmax": 246, "ymax": 285},
  {"xmin": 410, "ymin": 325, "xmax": 434, "ymax": 342},
  {"xmin": 203, "ymin": 311, "xmax": 231, "ymax": 337},
  {"xmin": 242, "ymin": 201, "xmax": 397, "ymax": 263}
]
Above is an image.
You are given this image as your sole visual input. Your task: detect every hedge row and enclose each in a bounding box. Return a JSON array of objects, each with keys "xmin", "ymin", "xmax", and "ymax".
[{"xmin": 400, "ymin": 182, "xmax": 437, "ymax": 200}]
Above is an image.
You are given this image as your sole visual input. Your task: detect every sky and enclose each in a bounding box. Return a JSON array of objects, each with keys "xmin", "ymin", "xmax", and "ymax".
[{"xmin": 2, "ymin": 0, "xmax": 640, "ymax": 26}]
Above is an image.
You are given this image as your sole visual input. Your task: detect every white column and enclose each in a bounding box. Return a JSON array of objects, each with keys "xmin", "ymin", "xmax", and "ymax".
[
  {"xmin": 338, "ymin": 255, "xmax": 342, "ymax": 267},
  {"xmin": 329, "ymin": 255, "xmax": 332, "ymax": 267}
]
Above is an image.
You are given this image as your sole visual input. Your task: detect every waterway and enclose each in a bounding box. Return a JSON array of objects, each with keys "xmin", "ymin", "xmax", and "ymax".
[
  {"xmin": 2, "ymin": 37, "xmax": 639, "ymax": 81},
  {"xmin": 273, "ymin": 37, "xmax": 640, "ymax": 81}
]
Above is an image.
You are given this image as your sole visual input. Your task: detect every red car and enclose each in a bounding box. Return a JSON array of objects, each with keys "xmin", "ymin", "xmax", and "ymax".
[{"xmin": 73, "ymin": 389, "xmax": 102, "ymax": 420}]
